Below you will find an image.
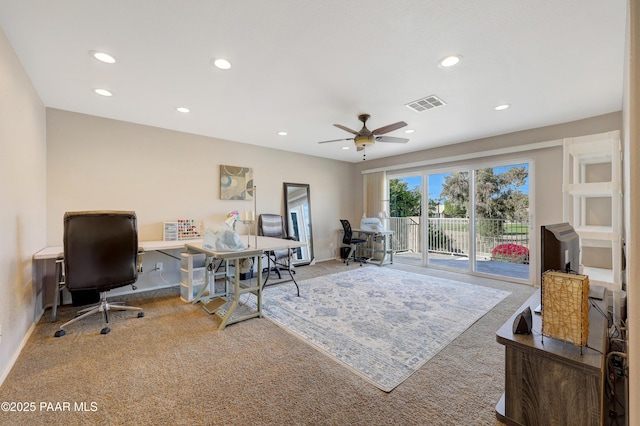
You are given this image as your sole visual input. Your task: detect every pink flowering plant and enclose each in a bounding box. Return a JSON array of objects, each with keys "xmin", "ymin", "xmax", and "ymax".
[{"xmin": 491, "ymin": 243, "xmax": 529, "ymax": 264}]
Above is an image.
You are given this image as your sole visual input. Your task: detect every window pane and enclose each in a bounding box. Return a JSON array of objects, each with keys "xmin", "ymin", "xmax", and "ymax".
[
  {"xmin": 474, "ymin": 164, "xmax": 530, "ymax": 280},
  {"xmin": 426, "ymin": 172, "xmax": 469, "ymax": 272},
  {"xmin": 389, "ymin": 176, "xmax": 422, "ymax": 266}
]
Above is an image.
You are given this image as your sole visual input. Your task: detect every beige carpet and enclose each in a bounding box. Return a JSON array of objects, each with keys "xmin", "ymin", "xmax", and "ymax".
[{"xmin": 0, "ymin": 261, "xmax": 535, "ymax": 426}]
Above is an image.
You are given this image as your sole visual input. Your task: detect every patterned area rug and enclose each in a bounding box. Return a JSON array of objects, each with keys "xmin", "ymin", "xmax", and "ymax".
[{"xmin": 260, "ymin": 267, "xmax": 510, "ymax": 392}]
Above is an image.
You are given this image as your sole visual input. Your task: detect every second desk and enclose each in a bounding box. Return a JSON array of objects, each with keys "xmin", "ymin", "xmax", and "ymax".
[
  {"xmin": 185, "ymin": 236, "xmax": 306, "ymax": 329},
  {"xmin": 354, "ymin": 229, "xmax": 394, "ymax": 266}
]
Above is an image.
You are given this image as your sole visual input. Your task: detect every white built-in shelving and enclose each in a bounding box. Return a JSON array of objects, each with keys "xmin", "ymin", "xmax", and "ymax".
[{"xmin": 562, "ymin": 130, "xmax": 623, "ymax": 291}]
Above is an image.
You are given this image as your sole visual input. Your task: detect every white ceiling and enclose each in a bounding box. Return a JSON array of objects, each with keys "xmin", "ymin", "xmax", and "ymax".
[{"xmin": 0, "ymin": 0, "xmax": 628, "ymax": 162}]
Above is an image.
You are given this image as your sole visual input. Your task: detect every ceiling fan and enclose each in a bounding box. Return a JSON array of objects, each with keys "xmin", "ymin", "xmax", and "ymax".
[{"xmin": 318, "ymin": 114, "xmax": 409, "ymax": 159}]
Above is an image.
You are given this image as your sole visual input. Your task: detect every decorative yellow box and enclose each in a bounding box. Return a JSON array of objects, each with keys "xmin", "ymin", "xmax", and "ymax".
[{"xmin": 541, "ymin": 271, "xmax": 590, "ymax": 347}]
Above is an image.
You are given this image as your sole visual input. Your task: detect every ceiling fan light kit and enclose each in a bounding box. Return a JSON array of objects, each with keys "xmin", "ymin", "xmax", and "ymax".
[{"xmin": 354, "ymin": 134, "xmax": 374, "ymax": 148}]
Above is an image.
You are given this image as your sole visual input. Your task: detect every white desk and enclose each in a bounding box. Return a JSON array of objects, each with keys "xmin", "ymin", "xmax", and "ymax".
[
  {"xmin": 185, "ymin": 242, "xmax": 264, "ymax": 330},
  {"xmin": 353, "ymin": 229, "xmax": 394, "ymax": 266},
  {"xmin": 185, "ymin": 237, "xmax": 306, "ymax": 329},
  {"xmin": 32, "ymin": 239, "xmax": 205, "ymax": 315},
  {"xmin": 33, "ymin": 236, "xmax": 305, "ymax": 328},
  {"xmin": 33, "ymin": 239, "xmax": 201, "ymax": 260}
]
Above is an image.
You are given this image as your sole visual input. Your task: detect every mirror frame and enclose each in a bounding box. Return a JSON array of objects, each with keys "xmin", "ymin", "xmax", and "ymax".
[{"xmin": 283, "ymin": 182, "xmax": 314, "ymax": 265}]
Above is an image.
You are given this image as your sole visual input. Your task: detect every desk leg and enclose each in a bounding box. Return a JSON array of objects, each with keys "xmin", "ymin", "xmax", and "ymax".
[
  {"xmin": 192, "ymin": 255, "xmax": 213, "ymax": 305},
  {"xmin": 216, "ymin": 255, "xmax": 262, "ymax": 329},
  {"xmin": 217, "ymin": 258, "xmax": 241, "ymax": 330},
  {"xmin": 372, "ymin": 234, "xmax": 385, "ymax": 266},
  {"xmin": 374, "ymin": 243, "xmax": 383, "ymax": 266},
  {"xmin": 256, "ymin": 256, "xmax": 262, "ymax": 318},
  {"xmin": 378, "ymin": 233, "xmax": 394, "ymax": 266},
  {"xmin": 263, "ymin": 252, "xmax": 273, "ymax": 287}
]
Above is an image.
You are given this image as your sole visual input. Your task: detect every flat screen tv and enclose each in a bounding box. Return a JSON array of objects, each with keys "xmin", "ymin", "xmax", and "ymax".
[{"xmin": 540, "ymin": 222, "xmax": 580, "ymax": 275}]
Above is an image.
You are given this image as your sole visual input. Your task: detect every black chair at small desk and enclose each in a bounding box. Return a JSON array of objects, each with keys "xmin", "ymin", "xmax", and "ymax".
[
  {"xmin": 258, "ymin": 213, "xmax": 300, "ymax": 296},
  {"xmin": 340, "ymin": 219, "xmax": 369, "ymax": 266},
  {"xmin": 52, "ymin": 210, "xmax": 145, "ymax": 337}
]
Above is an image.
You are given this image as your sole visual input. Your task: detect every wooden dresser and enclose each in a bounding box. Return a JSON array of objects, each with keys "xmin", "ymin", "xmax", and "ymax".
[{"xmin": 495, "ymin": 290, "xmax": 608, "ymax": 426}]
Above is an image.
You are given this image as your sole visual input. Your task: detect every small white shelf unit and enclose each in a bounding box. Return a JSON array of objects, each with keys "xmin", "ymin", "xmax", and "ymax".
[
  {"xmin": 179, "ymin": 252, "xmax": 227, "ymax": 302},
  {"xmin": 562, "ymin": 130, "xmax": 622, "ymax": 291}
]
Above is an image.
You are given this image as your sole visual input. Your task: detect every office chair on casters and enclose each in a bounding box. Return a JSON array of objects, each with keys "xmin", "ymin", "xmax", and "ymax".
[
  {"xmin": 340, "ymin": 219, "xmax": 369, "ymax": 266},
  {"xmin": 258, "ymin": 214, "xmax": 300, "ymax": 296},
  {"xmin": 52, "ymin": 211, "xmax": 145, "ymax": 337}
]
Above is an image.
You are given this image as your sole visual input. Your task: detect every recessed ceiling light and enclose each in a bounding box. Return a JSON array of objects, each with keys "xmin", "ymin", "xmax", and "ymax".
[
  {"xmin": 404, "ymin": 129, "xmax": 415, "ymax": 134},
  {"xmin": 212, "ymin": 58, "xmax": 231, "ymax": 70},
  {"xmin": 342, "ymin": 146, "xmax": 350, "ymax": 150},
  {"xmin": 90, "ymin": 50, "xmax": 116, "ymax": 64},
  {"xmin": 494, "ymin": 104, "xmax": 510, "ymax": 111},
  {"xmin": 93, "ymin": 88, "xmax": 113, "ymax": 97},
  {"xmin": 176, "ymin": 107, "xmax": 190, "ymax": 113},
  {"xmin": 277, "ymin": 131, "xmax": 287, "ymax": 136},
  {"xmin": 438, "ymin": 54, "xmax": 462, "ymax": 68}
]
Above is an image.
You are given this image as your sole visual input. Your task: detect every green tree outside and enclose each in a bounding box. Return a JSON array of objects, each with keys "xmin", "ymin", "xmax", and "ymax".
[
  {"xmin": 389, "ymin": 179, "xmax": 421, "ymax": 217},
  {"xmin": 440, "ymin": 167, "xmax": 528, "ymax": 221}
]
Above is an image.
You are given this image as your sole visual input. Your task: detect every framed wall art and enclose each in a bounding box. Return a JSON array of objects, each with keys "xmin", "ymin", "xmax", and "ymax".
[{"xmin": 220, "ymin": 165, "xmax": 254, "ymax": 200}]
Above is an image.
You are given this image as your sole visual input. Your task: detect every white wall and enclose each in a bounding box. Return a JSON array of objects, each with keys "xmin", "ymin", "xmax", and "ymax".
[
  {"xmin": 624, "ymin": 0, "xmax": 639, "ymax": 423},
  {"xmin": 0, "ymin": 27, "xmax": 47, "ymax": 383},
  {"xmin": 45, "ymin": 109, "xmax": 357, "ymax": 292}
]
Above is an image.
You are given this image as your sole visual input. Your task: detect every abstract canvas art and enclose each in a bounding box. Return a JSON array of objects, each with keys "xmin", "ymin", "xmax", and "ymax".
[{"xmin": 220, "ymin": 165, "xmax": 254, "ymax": 200}]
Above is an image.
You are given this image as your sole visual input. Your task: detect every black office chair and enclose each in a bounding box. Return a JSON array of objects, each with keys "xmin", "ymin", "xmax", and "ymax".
[
  {"xmin": 52, "ymin": 211, "xmax": 145, "ymax": 337},
  {"xmin": 258, "ymin": 213, "xmax": 300, "ymax": 296},
  {"xmin": 340, "ymin": 219, "xmax": 369, "ymax": 266}
]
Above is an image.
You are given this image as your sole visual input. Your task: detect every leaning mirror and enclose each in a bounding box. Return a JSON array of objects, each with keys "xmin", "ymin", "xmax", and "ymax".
[{"xmin": 283, "ymin": 183, "xmax": 314, "ymax": 265}]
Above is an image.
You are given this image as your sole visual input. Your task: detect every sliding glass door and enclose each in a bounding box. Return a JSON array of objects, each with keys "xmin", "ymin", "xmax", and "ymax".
[{"xmin": 389, "ymin": 161, "xmax": 532, "ymax": 283}]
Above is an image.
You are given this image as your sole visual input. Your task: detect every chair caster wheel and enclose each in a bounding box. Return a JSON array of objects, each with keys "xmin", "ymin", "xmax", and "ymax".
[
  {"xmin": 101, "ymin": 327, "xmax": 110, "ymax": 335},
  {"xmin": 137, "ymin": 312, "xmax": 144, "ymax": 318},
  {"xmin": 54, "ymin": 330, "xmax": 66, "ymax": 337}
]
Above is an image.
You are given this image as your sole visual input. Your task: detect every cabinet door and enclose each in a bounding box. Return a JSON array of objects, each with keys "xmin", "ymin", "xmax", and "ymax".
[{"xmin": 504, "ymin": 346, "xmax": 602, "ymax": 426}]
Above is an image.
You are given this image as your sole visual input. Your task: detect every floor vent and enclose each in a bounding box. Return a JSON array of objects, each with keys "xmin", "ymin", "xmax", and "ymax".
[{"xmin": 405, "ymin": 95, "xmax": 446, "ymax": 112}]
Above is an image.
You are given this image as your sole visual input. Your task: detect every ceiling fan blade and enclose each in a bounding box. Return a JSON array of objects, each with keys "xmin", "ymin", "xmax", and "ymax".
[
  {"xmin": 334, "ymin": 124, "xmax": 359, "ymax": 135},
  {"xmin": 318, "ymin": 138, "xmax": 353, "ymax": 144},
  {"xmin": 372, "ymin": 121, "xmax": 407, "ymax": 135},
  {"xmin": 376, "ymin": 136, "xmax": 409, "ymax": 143},
  {"xmin": 357, "ymin": 146, "xmax": 365, "ymax": 151}
]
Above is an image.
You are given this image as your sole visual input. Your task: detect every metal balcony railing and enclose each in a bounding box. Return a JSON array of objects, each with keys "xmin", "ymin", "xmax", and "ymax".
[{"xmin": 388, "ymin": 217, "xmax": 530, "ymax": 261}]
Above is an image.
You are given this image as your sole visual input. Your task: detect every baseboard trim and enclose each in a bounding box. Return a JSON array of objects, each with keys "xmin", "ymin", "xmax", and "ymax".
[{"xmin": 0, "ymin": 310, "xmax": 42, "ymax": 387}]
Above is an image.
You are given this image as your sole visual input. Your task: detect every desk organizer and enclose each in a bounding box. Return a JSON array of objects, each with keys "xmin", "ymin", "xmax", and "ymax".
[
  {"xmin": 164, "ymin": 220, "xmax": 203, "ymax": 241},
  {"xmin": 180, "ymin": 252, "xmax": 206, "ymax": 302},
  {"xmin": 179, "ymin": 252, "xmax": 227, "ymax": 302}
]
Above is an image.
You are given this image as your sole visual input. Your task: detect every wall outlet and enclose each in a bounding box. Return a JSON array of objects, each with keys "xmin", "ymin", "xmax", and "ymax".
[{"xmin": 155, "ymin": 262, "xmax": 163, "ymax": 271}]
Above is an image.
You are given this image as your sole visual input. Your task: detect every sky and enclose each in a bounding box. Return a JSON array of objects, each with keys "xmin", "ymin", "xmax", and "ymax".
[{"xmin": 398, "ymin": 163, "xmax": 530, "ymax": 201}]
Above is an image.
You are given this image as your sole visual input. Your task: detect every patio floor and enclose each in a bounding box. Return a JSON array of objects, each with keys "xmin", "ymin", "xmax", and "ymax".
[{"xmin": 394, "ymin": 251, "xmax": 530, "ymax": 281}]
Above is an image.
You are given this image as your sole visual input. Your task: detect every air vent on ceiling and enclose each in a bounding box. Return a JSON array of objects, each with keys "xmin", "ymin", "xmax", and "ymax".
[{"xmin": 405, "ymin": 95, "xmax": 446, "ymax": 112}]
